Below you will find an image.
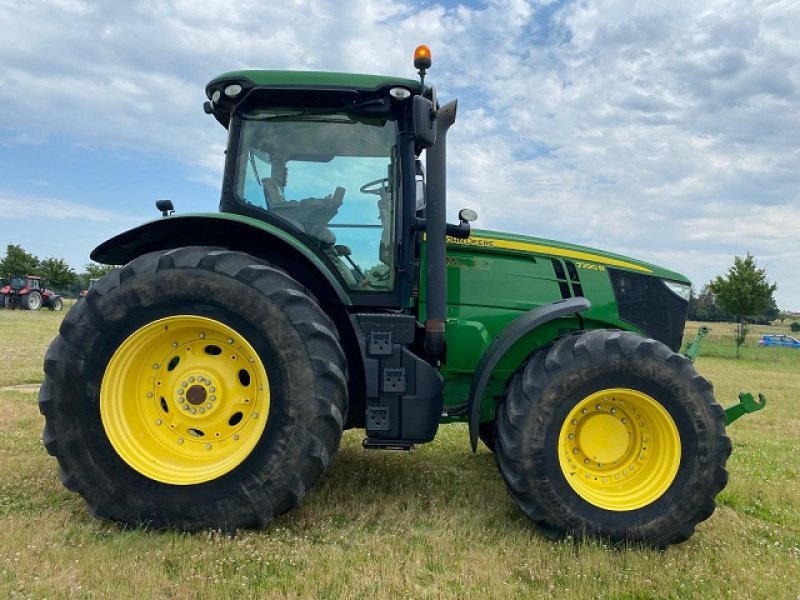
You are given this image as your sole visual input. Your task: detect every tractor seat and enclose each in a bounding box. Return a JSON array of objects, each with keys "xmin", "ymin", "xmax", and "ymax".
[{"xmin": 268, "ymin": 186, "xmax": 345, "ymax": 246}]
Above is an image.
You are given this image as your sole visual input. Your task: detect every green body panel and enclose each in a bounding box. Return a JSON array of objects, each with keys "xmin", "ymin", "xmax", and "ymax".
[
  {"xmin": 420, "ymin": 229, "xmax": 690, "ymax": 423},
  {"xmin": 208, "ymin": 70, "xmax": 419, "ymax": 92},
  {"xmin": 91, "ymin": 212, "xmax": 352, "ymax": 306}
]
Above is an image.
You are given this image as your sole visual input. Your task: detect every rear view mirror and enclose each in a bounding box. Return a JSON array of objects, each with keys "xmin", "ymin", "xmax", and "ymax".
[{"xmin": 413, "ymin": 96, "xmax": 436, "ymax": 148}]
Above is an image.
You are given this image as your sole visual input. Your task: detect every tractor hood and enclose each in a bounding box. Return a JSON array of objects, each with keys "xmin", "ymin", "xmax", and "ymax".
[{"xmin": 448, "ymin": 229, "xmax": 691, "ymax": 284}]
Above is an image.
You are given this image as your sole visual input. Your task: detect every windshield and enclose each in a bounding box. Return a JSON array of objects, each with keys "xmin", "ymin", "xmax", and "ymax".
[{"xmin": 235, "ymin": 111, "xmax": 398, "ymax": 291}]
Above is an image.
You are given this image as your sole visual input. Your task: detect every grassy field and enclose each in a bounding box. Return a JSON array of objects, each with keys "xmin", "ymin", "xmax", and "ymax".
[{"xmin": 0, "ymin": 310, "xmax": 798, "ymax": 599}]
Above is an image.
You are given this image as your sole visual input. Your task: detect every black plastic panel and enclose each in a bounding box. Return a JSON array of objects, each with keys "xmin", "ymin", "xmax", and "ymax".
[{"xmin": 609, "ymin": 269, "xmax": 688, "ymax": 352}]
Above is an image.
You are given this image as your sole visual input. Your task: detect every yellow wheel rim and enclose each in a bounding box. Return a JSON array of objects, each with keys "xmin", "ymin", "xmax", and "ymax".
[
  {"xmin": 558, "ymin": 388, "xmax": 681, "ymax": 511},
  {"xmin": 101, "ymin": 315, "xmax": 270, "ymax": 485}
]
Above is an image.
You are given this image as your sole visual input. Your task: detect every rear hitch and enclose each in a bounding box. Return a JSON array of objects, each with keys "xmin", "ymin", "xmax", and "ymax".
[{"xmin": 724, "ymin": 392, "xmax": 767, "ymax": 426}]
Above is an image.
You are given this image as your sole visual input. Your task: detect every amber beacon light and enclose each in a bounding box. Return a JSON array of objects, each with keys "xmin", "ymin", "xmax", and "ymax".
[{"xmin": 414, "ymin": 45, "xmax": 432, "ymax": 71}]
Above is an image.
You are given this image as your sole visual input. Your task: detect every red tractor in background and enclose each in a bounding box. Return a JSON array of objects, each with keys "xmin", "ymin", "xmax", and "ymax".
[{"xmin": 1, "ymin": 275, "xmax": 63, "ymax": 311}]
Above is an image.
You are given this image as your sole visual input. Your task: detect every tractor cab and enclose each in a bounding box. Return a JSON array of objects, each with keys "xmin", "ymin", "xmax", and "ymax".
[{"xmin": 203, "ymin": 46, "xmax": 458, "ymax": 313}]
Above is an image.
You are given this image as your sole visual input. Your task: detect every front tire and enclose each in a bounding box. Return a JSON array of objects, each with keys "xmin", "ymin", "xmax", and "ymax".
[
  {"xmin": 495, "ymin": 329, "xmax": 730, "ymax": 547},
  {"xmin": 39, "ymin": 247, "xmax": 347, "ymax": 531}
]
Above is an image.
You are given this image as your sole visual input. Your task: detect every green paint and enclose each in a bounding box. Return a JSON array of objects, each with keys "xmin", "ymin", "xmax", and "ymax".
[
  {"xmin": 725, "ymin": 392, "xmax": 767, "ymax": 425},
  {"xmin": 208, "ymin": 70, "xmax": 419, "ymax": 93}
]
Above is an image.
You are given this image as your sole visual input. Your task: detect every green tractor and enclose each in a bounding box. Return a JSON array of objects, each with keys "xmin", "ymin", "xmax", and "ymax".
[{"xmin": 40, "ymin": 47, "xmax": 751, "ymax": 546}]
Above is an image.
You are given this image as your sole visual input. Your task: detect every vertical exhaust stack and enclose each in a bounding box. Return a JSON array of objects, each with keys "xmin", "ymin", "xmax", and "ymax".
[{"xmin": 424, "ymin": 99, "xmax": 457, "ymax": 358}]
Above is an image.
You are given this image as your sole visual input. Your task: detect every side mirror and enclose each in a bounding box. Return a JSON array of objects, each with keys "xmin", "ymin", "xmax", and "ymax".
[
  {"xmin": 155, "ymin": 199, "xmax": 175, "ymax": 217},
  {"xmin": 412, "ymin": 96, "xmax": 436, "ymax": 148},
  {"xmin": 459, "ymin": 208, "xmax": 478, "ymax": 222}
]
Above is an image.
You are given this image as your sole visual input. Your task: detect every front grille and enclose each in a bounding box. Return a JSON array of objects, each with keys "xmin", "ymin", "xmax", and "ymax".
[{"xmin": 608, "ymin": 269, "xmax": 688, "ymax": 351}]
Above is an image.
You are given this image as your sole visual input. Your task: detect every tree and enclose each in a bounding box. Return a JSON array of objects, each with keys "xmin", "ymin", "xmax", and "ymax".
[
  {"xmin": 40, "ymin": 257, "xmax": 77, "ymax": 291},
  {"xmin": 688, "ymin": 284, "xmax": 730, "ymax": 322},
  {"xmin": 83, "ymin": 262, "xmax": 117, "ymax": 279},
  {"xmin": 0, "ymin": 244, "xmax": 40, "ymax": 277},
  {"xmin": 709, "ymin": 253, "xmax": 777, "ymax": 357}
]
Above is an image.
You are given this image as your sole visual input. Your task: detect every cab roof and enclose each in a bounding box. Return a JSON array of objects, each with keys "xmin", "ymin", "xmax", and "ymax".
[{"xmin": 207, "ymin": 70, "xmax": 419, "ymax": 92}]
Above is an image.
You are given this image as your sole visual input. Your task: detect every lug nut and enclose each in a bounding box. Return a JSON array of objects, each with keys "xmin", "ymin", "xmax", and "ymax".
[
  {"xmin": 146, "ymin": 392, "xmax": 153, "ymax": 398},
  {"xmin": 177, "ymin": 438, "xmax": 184, "ymax": 445},
  {"xmin": 155, "ymin": 419, "xmax": 162, "ymax": 425}
]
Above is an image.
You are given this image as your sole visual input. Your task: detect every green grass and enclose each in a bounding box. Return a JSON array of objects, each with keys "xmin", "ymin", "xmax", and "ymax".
[{"xmin": 1, "ymin": 310, "xmax": 799, "ymax": 599}]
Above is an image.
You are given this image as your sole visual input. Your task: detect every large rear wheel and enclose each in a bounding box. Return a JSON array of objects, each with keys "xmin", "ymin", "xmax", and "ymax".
[
  {"xmin": 25, "ymin": 290, "xmax": 42, "ymax": 310},
  {"xmin": 39, "ymin": 247, "xmax": 347, "ymax": 530},
  {"xmin": 495, "ymin": 329, "xmax": 730, "ymax": 546}
]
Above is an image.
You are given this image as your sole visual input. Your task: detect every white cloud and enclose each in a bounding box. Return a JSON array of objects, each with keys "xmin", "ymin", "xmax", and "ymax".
[{"xmin": 0, "ymin": 0, "xmax": 798, "ymax": 307}]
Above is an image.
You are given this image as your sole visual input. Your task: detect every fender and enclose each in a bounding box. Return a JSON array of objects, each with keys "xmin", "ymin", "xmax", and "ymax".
[
  {"xmin": 91, "ymin": 212, "xmax": 351, "ymax": 306},
  {"xmin": 467, "ymin": 297, "xmax": 591, "ymax": 452}
]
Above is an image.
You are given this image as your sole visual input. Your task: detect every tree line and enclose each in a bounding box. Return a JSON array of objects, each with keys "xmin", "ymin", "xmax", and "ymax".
[{"xmin": 0, "ymin": 244, "xmax": 116, "ymax": 297}]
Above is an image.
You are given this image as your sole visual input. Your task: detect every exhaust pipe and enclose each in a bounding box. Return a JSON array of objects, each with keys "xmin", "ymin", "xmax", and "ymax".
[{"xmin": 424, "ymin": 99, "xmax": 457, "ymax": 358}]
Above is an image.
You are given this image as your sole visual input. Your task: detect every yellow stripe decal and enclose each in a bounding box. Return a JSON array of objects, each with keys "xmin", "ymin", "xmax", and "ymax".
[{"xmin": 446, "ymin": 236, "xmax": 653, "ymax": 273}]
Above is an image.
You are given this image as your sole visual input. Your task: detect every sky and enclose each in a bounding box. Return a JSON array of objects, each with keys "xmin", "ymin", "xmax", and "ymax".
[{"xmin": 1, "ymin": 0, "xmax": 798, "ymax": 310}]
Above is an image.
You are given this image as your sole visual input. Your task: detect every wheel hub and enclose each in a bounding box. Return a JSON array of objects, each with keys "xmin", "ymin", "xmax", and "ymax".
[
  {"xmin": 558, "ymin": 388, "xmax": 681, "ymax": 511},
  {"xmin": 101, "ymin": 315, "xmax": 270, "ymax": 485},
  {"xmin": 186, "ymin": 383, "xmax": 207, "ymax": 406}
]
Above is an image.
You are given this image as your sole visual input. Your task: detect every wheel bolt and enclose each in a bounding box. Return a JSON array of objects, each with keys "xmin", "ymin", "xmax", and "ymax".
[
  {"xmin": 233, "ymin": 434, "xmax": 239, "ymax": 440},
  {"xmin": 210, "ymin": 395, "xmax": 216, "ymax": 402},
  {"xmin": 227, "ymin": 338, "xmax": 233, "ymax": 344},
  {"xmin": 595, "ymin": 405, "xmax": 602, "ymax": 411},
  {"xmin": 253, "ymin": 412, "xmax": 259, "ymax": 418},
  {"xmin": 155, "ymin": 419, "xmax": 162, "ymax": 425},
  {"xmin": 152, "ymin": 364, "xmax": 159, "ymax": 370},
  {"xmin": 183, "ymin": 404, "xmax": 190, "ymax": 411},
  {"xmin": 178, "ymin": 389, "xmax": 184, "ymax": 395},
  {"xmin": 610, "ymin": 408, "xmax": 616, "ymax": 414},
  {"xmin": 199, "ymin": 333, "xmax": 206, "ymax": 339},
  {"xmin": 181, "ymin": 381, "xmax": 188, "ymax": 388},
  {"xmin": 146, "ymin": 392, "xmax": 153, "ymax": 398},
  {"xmin": 573, "ymin": 448, "xmax": 578, "ymax": 454},
  {"xmin": 206, "ymin": 403, "xmax": 212, "ymax": 409},
  {"xmin": 209, "ymin": 386, "xmax": 216, "ymax": 393},
  {"xmin": 177, "ymin": 438, "xmax": 184, "ymax": 445},
  {"xmin": 199, "ymin": 408, "xmax": 205, "ymax": 414},
  {"xmin": 172, "ymin": 342, "xmax": 178, "ymax": 348},
  {"xmin": 205, "ymin": 444, "xmax": 212, "ymax": 450},
  {"xmin": 190, "ymin": 408, "xmax": 197, "ymax": 414},
  {"xmin": 584, "ymin": 459, "xmax": 589, "ymax": 464}
]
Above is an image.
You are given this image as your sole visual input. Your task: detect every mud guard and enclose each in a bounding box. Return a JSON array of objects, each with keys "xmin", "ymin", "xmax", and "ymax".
[
  {"xmin": 91, "ymin": 213, "xmax": 351, "ymax": 306},
  {"xmin": 467, "ymin": 297, "xmax": 591, "ymax": 452}
]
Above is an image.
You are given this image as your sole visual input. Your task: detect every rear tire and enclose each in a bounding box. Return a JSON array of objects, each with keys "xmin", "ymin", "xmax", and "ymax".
[
  {"xmin": 39, "ymin": 247, "xmax": 347, "ymax": 531},
  {"xmin": 25, "ymin": 290, "xmax": 42, "ymax": 310},
  {"xmin": 49, "ymin": 297, "xmax": 63, "ymax": 311},
  {"xmin": 495, "ymin": 329, "xmax": 730, "ymax": 547}
]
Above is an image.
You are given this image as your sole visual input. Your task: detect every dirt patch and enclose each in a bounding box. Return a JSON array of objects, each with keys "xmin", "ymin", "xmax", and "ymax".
[{"xmin": 0, "ymin": 384, "xmax": 41, "ymax": 393}]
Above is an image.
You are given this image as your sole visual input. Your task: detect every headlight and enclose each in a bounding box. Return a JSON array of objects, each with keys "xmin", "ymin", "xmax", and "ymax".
[{"xmin": 662, "ymin": 280, "xmax": 691, "ymax": 302}]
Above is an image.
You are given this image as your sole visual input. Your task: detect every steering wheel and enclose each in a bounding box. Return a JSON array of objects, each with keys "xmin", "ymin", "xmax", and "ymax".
[{"xmin": 360, "ymin": 178, "xmax": 389, "ymax": 195}]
